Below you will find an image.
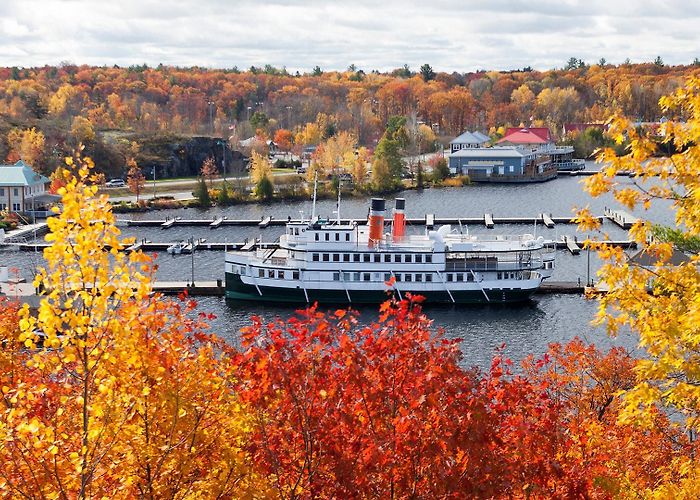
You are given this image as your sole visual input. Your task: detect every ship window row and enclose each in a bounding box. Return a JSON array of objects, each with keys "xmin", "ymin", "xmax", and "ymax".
[
  {"xmin": 257, "ymin": 268, "xmax": 300, "ymax": 280},
  {"xmin": 314, "ymin": 232, "xmax": 352, "ymax": 242},
  {"xmin": 497, "ymin": 272, "xmax": 524, "ymax": 280},
  {"xmin": 311, "ymin": 252, "xmax": 432, "ymax": 263},
  {"xmin": 445, "ymin": 273, "xmax": 475, "ymax": 282},
  {"xmin": 333, "ymin": 272, "xmax": 435, "ymax": 283}
]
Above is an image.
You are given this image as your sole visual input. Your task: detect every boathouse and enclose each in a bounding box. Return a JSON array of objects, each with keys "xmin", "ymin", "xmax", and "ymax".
[{"xmin": 448, "ymin": 146, "xmax": 556, "ymax": 182}]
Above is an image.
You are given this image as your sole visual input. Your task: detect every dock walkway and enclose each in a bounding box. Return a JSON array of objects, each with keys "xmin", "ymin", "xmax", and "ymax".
[{"xmin": 604, "ymin": 207, "xmax": 640, "ymax": 229}]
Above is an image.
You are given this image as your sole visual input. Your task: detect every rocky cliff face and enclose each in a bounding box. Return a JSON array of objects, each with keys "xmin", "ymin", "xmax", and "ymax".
[{"xmin": 119, "ymin": 133, "xmax": 247, "ymax": 179}]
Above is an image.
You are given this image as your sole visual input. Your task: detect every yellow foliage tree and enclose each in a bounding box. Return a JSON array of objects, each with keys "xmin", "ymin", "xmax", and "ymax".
[
  {"xmin": 0, "ymin": 152, "xmax": 268, "ymax": 498},
  {"xmin": 6, "ymin": 127, "xmax": 45, "ymax": 168},
  {"xmin": 70, "ymin": 116, "xmax": 96, "ymax": 145},
  {"xmin": 250, "ymin": 150, "xmax": 274, "ymax": 200},
  {"xmin": 577, "ymin": 77, "xmax": 700, "ymax": 497}
]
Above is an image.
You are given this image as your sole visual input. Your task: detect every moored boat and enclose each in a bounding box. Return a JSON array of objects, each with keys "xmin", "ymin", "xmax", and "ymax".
[{"xmin": 224, "ymin": 198, "xmax": 556, "ymax": 304}]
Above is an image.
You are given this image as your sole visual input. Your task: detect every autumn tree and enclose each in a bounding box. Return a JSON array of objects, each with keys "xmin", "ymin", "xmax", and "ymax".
[
  {"xmin": 577, "ymin": 77, "xmax": 700, "ymax": 496},
  {"xmin": 0, "ymin": 152, "xmax": 268, "ymax": 497},
  {"xmin": 200, "ymin": 156, "xmax": 218, "ymax": 187},
  {"xmin": 250, "ymin": 150, "xmax": 274, "ymax": 200},
  {"xmin": 70, "ymin": 116, "xmax": 96, "ymax": 145},
  {"xmin": 126, "ymin": 157, "xmax": 145, "ymax": 203},
  {"xmin": 6, "ymin": 127, "xmax": 45, "ymax": 169},
  {"xmin": 273, "ymin": 128, "xmax": 293, "ymax": 153}
]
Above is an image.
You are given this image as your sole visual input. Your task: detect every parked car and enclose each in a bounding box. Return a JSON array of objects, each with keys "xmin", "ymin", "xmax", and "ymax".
[
  {"xmin": 296, "ymin": 166, "xmax": 307, "ymax": 174},
  {"xmin": 105, "ymin": 179, "xmax": 126, "ymax": 187}
]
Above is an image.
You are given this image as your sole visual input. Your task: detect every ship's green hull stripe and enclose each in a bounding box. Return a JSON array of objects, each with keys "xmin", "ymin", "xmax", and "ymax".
[{"xmin": 225, "ymin": 273, "xmax": 536, "ymax": 304}]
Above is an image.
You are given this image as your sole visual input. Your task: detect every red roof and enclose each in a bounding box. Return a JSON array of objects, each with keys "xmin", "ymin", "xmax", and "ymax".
[{"xmin": 498, "ymin": 127, "xmax": 552, "ymax": 145}]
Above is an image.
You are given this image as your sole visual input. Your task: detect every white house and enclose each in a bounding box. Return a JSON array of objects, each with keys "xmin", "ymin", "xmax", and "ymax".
[
  {"xmin": 0, "ymin": 160, "xmax": 51, "ymax": 213},
  {"xmin": 449, "ymin": 131, "xmax": 490, "ymax": 153}
]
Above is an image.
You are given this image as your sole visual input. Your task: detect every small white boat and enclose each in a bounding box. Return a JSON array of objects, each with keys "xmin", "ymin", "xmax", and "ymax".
[{"xmin": 167, "ymin": 241, "xmax": 187, "ymax": 255}]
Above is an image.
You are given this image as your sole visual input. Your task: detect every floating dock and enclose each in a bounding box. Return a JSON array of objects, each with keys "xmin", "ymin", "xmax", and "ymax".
[
  {"xmin": 604, "ymin": 207, "xmax": 640, "ymax": 229},
  {"xmin": 563, "ymin": 236, "xmax": 581, "ymax": 255},
  {"xmin": 124, "ymin": 214, "xmax": 606, "ymax": 228},
  {"xmin": 541, "ymin": 213, "xmax": 555, "ymax": 228}
]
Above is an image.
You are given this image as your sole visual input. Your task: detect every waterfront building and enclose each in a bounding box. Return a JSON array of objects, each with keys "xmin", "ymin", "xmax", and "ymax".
[
  {"xmin": 0, "ymin": 160, "xmax": 52, "ymax": 213},
  {"xmin": 449, "ymin": 131, "xmax": 490, "ymax": 153},
  {"xmin": 447, "ymin": 146, "xmax": 556, "ymax": 183},
  {"xmin": 498, "ymin": 127, "xmax": 584, "ymax": 171}
]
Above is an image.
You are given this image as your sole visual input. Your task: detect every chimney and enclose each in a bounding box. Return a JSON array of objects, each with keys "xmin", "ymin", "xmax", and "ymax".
[
  {"xmin": 392, "ymin": 198, "xmax": 405, "ymax": 242},
  {"xmin": 368, "ymin": 198, "xmax": 385, "ymax": 248}
]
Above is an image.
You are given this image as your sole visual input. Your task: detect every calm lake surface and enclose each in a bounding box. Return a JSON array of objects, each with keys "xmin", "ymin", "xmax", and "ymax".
[{"xmin": 2, "ymin": 169, "xmax": 668, "ymax": 367}]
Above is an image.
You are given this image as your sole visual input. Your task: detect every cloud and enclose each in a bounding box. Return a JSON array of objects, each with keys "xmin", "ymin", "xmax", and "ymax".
[{"xmin": 0, "ymin": 0, "xmax": 698, "ymax": 71}]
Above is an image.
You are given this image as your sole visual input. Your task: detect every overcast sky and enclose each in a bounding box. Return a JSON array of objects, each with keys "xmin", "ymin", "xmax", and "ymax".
[{"xmin": 1, "ymin": 0, "xmax": 698, "ymax": 72}]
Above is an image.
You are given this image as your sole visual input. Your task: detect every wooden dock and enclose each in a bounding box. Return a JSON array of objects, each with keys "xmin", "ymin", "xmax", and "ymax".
[
  {"xmin": 604, "ymin": 207, "xmax": 640, "ymax": 229},
  {"xmin": 161, "ymin": 218, "xmax": 176, "ymax": 229},
  {"xmin": 210, "ymin": 217, "xmax": 224, "ymax": 228},
  {"xmin": 484, "ymin": 213, "xmax": 494, "ymax": 229}
]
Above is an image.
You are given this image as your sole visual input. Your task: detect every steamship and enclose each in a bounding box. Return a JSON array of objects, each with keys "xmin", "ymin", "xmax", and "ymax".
[{"xmin": 224, "ymin": 198, "xmax": 556, "ymax": 304}]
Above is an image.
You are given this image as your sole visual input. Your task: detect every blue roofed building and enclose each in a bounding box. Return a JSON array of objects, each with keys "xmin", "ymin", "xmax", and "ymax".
[{"xmin": 0, "ymin": 160, "xmax": 52, "ymax": 213}]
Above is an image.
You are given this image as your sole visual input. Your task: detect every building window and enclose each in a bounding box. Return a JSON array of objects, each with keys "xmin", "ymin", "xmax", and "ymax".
[
  {"xmin": 353, "ymin": 272, "xmax": 360, "ymax": 281},
  {"xmin": 312, "ymin": 253, "xmax": 319, "ymax": 262},
  {"xmin": 293, "ymin": 271, "xmax": 300, "ymax": 280},
  {"xmin": 345, "ymin": 233, "xmax": 350, "ymax": 241},
  {"xmin": 277, "ymin": 271, "xmax": 285, "ymax": 279},
  {"xmin": 405, "ymin": 274, "xmax": 412, "ymax": 282},
  {"xmin": 0, "ymin": 203, "xmax": 6, "ymax": 211},
  {"xmin": 393, "ymin": 254, "xmax": 401, "ymax": 263},
  {"xmin": 405, "ymin": 254, "xmax": 412, "ymax": 263},
  {"xmin": 373, "ymin": 254, "xmax": 380, "ymax": 263},
  {"xmin": 383, "ymin": 254, "xmax": 390, "ymax": 262},
  {"xmin": 333, "ymin": 272, "xmax": 340, "ymax": 281},
  {"xmin": 363, "ymin": 254, "xmax": 370, "ymax": 262},
  {"xmin": 315, "ymin": 233, "xmax": 319, "ymax": 241},
  {"xmin": 416, "ymin": 255, "xmax": 423, "ymax": 263},
  {"xmin": 395, "ymin": 274, "xmax": 402, "ymax": 282},
  {"xmin": 466, "ymin": 274, "xmax": 473, "ymax": 282},
  {"xmin": 322, "ymin": 254, "xmax": 329, "ymax": 262},
  {"xmin": 325, "ymin": 233, "xmax": 329, "ymax": 241},
  {"xmin": 258, "ymin": 269, "xmax": 264, "ymax": 278},
  {"xmin": 12, "ymin": 203, "xmax": 20, "ymax": 211},
  {"xmin": 425, "ymin": 274, "xmax": 432, "ymax": 282},
  {"xmin": 384, "ymin": 273, "xmax": 391, "ymax": 281},
  {"xmin": 335, "ymin": 233, "xmax": 340, "ymax": 241},
  {"xmin": 0, "ymin": 188, "xmax": 4, "ymax": 196},
  {"xmin": 497, "ymin": 272, "xmax": 502, "ymax": 280},
  {"xmin": 447, "ymin": 274, "xmax": 453, "ymax": 282},
  {"xmin": 268, "ymin": 270, "xmax": 274, "ymax": 278},
  {"xmin": 456, "ymin": 273, "xmax": 464, "ymax": 282},
  {"xmin": 343, "ymin": 254, "xmax": 350, "ymax": 262},
  {"xmin": 363, "ymin": 273, "xmax": 370, "ymax": 282},
  {"xmin": 353, "ymin": 254, "xmax": 360, "ymax": 262},
  {"xmin": 426, "ymin": 255, "xmax": 432, "ymax": 263},
  {"xmin": 343, "ymin": 272, "xmax": 351, "ymax": 281},
  {"xmin": 416, "ymin": 274, "xmax": 423, "ymax": 282},
  {"xmin": 13, "ymin": 188, "xmax": 18, "ymax": 197},
  {"xmin": 333, "ymin": 254, "xmax": 340, "ymax": 262}
]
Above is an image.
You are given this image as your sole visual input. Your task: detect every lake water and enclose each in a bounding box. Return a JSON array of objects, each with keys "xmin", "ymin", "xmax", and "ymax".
[{"xmin": 1, "ymin": 168, "xmax": 668, "ymax": 368}]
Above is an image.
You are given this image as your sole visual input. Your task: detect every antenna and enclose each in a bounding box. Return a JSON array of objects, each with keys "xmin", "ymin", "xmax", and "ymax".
[{"xmin": 311, "ymin": 171, "xmax": 318, "ymax": 221}]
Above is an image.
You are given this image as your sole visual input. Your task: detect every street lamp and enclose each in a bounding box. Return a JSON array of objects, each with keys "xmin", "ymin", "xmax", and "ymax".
[{"xmin": 151, "ymin": 167, "xmax": 156, "ymax": 199}]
